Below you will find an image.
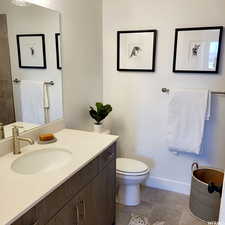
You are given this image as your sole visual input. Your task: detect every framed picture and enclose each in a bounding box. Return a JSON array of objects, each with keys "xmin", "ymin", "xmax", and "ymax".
[
  {"xmin": 55, "ymin": 33, "xmax": 62, "ymax": 70},
  {"xmin": 173, "ymin": 26, "xmax": 223, "ymax": 73},
  {"xmin": 117, "ymin": 30, "xmax": 157, "ymax": 72},
  {"xmin": 16, "ymin": 34, "xmax": 47, "ymax": 69}
]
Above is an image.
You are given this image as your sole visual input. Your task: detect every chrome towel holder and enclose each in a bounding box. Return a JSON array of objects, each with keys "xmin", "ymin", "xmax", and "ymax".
[
  {"xmin": 162, "ymin": 88, "xmax": 225, "ymax": 95},
  {"xmin": 13, "ymin": 78, "xmax": 54, "ymax": 85}
]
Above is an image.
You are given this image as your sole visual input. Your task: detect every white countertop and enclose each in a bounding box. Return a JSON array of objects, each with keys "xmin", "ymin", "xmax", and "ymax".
[{"xmin": 0, "ymin": 129, "xmax": 118, "ymax": 225}]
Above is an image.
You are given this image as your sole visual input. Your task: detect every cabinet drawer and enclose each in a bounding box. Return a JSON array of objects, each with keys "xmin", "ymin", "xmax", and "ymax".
[{"xmin": 98, "ymin": 143, "xmax": 116, "ymax": 171}]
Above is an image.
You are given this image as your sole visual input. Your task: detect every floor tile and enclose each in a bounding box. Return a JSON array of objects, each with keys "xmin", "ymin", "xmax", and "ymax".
[
  {"xmin": 148, "ymin": 202, "xmax": 182, "ymax": 225},
  {"xmin": 116, "ymin": 186, "xmax": 209, "ymax": 225},
  {"xmin": 117, "ymin": 201, "xmax": 154, "ymax": 218},
  {"xmin": 116, "ymin": 207, "xmax": 130, "ymax": 225},
  {"xmin": 141, "ymin": 186, "xmax": 189, "ymax": 208},
  {"xmin": 179, "ymin": 209, "xmax": 207, "ymax": 225}
]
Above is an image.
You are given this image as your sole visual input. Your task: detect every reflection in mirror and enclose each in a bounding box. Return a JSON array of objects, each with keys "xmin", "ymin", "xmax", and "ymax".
[{"xmin": 0, "ymin": 1, "xmax": 63, "ymax": 139}]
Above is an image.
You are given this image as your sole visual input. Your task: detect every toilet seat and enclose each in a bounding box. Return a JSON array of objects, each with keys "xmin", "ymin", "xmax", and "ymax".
[
  {"xmin": 116, "ymin": 170, "xmax": 149, "ymax": 176},
  {"xmin": 116, "ymin": 158, "xmax": 149, "ymax": 176}
]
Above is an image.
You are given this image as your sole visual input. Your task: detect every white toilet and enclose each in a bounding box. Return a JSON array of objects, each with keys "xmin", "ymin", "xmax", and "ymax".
[{"xmin": 116, "ymin": 158, "xmax": 150, "ymax": 206}]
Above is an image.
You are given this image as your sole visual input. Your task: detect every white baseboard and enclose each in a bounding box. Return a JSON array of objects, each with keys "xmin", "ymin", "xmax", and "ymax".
[{"xmin": 144, "ymin": 176, "xmax": 191, "ymax": 195}]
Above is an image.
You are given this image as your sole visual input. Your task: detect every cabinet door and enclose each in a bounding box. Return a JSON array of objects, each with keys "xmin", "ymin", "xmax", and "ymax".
[
  {"xmin": 46, "ymin": 198, "xmax": 78, "ymax": 225},
  {"xmin": 84, "ymin": 160, "xmax": 116, "ymax": 225},
  {"xmin": 11, "ymin": 207, "xmax": 38, "ymax": 225}
]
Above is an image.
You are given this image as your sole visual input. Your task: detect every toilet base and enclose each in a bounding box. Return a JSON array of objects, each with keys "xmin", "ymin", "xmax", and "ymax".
[{"xmin": 117, "ymin": 184, "xmax": 141, "ymax": 206}]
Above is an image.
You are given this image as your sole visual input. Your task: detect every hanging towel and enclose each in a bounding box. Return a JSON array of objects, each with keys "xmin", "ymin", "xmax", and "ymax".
[
  {"xmin": 206, "ymin": 91, "xmax": 212, "ymax": 121},
  {"xmin": 43, "ymin": 83, "xmax": 50, "ymax": 110},
  {"xmin": 43, "ymin": 83, "xmax": 50, "ymax": 123},
  {"xmin": 20, "ymin": 80, "xmax": 45, "ymax": 125},
  {"xmin": 168, "ymin": 89, "xmax": 211, "ymax": 155}
]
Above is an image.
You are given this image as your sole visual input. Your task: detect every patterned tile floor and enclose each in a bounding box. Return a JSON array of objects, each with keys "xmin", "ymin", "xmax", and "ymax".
[{"xmin": 116, "ymin": 186, "xmax": 207, "ymax": 225}]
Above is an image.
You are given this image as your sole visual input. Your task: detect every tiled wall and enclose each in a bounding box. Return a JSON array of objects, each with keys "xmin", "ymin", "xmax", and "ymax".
[{"xmin": 0, "ymin": 14, "xmax": 15, "ymax": 125}]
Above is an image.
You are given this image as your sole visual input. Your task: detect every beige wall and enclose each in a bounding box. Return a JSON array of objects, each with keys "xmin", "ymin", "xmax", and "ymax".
[
  {"xmin": 27, "ymin": 0, "xmax": 103, "ymax": 131},
  {"xmin": 103, "ymin": 0, "xmax": 225, "ymax": 193}
]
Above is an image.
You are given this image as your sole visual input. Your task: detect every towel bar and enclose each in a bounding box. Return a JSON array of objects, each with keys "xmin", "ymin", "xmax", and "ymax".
[
  {"xmin": 44, "ymin": 81, "xmax": 54, "ymax": 85},
  {"xmin": 13, "ymin": 79, "xmax": 54, "ymax": 86},
  {"xmin": 13, "ymin": 78, "xmax": 21, "ymax": 83},
  {"xmin": 162, "ymin": 88, "xmax": 225, "ymax": 95}
]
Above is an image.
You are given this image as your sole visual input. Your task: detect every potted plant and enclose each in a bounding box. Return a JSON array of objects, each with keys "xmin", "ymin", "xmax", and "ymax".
[{"xmin": 89, "ymin": 102, "xmax": 112, "ymax": 133}]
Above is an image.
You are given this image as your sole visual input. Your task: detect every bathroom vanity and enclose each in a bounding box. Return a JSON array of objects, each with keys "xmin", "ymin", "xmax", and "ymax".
[{"xmin": 0, "ymin": 129, "xmax": 118, "ymax": 225}]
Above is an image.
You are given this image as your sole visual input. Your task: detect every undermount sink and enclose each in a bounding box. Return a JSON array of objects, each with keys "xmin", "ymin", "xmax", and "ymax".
[{"xmin": 11, "ymin": 148, "xmax": 72, "ymax": 175}]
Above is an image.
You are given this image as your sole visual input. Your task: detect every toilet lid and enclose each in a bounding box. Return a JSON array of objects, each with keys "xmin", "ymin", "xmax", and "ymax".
[{"xmin": 116, "ymin": 158, "xmax": 149, "ymax": 174}]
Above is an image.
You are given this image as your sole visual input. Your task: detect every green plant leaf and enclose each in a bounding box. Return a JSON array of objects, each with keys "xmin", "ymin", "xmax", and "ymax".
[
  {"xmin": 96, "ymin": 102, "xmax": 104, "ymax": 112},
  {"xmin": 89, "ymin": 102, "xmax": 112, "ymax": 124}
]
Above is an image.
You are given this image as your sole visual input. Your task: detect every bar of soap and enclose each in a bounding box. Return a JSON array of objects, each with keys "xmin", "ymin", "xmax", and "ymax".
[{"xmin": 39, "ymin": 133, "xmax": 55, "ymax": 141}]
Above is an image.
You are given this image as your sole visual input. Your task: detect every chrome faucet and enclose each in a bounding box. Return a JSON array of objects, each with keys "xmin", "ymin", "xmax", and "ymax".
[
  {"xmin": 0, "ymin": 123, "xmax": 5, "ymax": 140},
  {"xmin": 12, "ymin": 126, "xmax": 34, "ymax": 155}
]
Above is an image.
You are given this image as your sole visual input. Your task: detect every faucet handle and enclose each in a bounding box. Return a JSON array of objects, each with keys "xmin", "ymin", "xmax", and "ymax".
[{"xmin": 12, "ymin": 125, "xmax": 24, "ymax": 136}]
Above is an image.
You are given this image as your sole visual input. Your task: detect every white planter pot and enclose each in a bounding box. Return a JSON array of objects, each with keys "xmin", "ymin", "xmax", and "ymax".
[{"xmin": 93, "ymin": 123, "xmax": 104, "ymax": 133}]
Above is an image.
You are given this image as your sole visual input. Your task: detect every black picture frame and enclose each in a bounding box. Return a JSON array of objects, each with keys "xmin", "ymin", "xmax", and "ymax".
[
  {"xmin": 16, "ymin": 34, "xmax": 47, "ymax": 69},
  {"xmin": 55, "ymin": 33, "xmax": 62, "ymax": 70},
  {"xmin": 173, "ymin": 26, "xmax": 223, "ymax": 74},
  {"xmin": 117, "ymin": 30, "xmax": 157, "ymax": 72}
]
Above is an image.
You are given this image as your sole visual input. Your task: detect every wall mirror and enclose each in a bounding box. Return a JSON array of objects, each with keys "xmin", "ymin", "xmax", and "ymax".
[{"xmin": 0, "ymin": 0, "xmax": 63, "ymax": 139}]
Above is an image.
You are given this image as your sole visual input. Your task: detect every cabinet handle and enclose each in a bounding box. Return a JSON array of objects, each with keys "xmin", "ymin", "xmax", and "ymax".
[
  {"xmin": 76, "ymin": 205, "xmax": 80, "ymax": 225},
  {"xmin": 82, "ymin": 200, "xmax": 86, "ymax": 219},
  {"xmin": 76, "ymin": 199, "xmax": 86, "ymax": 224}
]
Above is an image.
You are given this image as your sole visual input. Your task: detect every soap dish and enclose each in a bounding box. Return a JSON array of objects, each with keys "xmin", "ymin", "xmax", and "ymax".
[{"xmin": 38, "ymin": 137, "xmax": 57, "ymax": 145}]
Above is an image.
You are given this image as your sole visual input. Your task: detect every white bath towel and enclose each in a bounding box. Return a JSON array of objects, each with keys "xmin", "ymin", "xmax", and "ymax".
[
  {"xmin": 43, "ymin": 83, "xmax": 50, "ymax": 123},
  {"xmin": 20, "ymin": 80, "xmax": 45, "ymax": 125},
  {"xmin": 168, "ymin": 89, "xmax": 211, "ymax": 155},
  {"xmin": 43, "ymin": 83, "xmax": 50, "ymax": 109}
]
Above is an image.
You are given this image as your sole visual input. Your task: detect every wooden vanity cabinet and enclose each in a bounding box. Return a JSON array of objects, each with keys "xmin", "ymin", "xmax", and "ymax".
[
  {"xmin": 45, "ymin": 197, "xmax": 78, "ymax": 225},
  {"xmin": 91, "ymin": 160, "xmax": 116, "ymax": 225},
  {"xmin": 11, "ymin": 143, "xmax": 116, "ymax": 225}
]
